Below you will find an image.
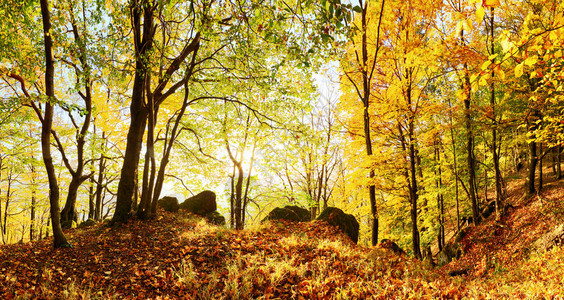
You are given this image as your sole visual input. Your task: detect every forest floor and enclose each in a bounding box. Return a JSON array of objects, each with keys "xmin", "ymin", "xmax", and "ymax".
[{"xmin": 1, "ymin": 172, "xmax": 563, "ymax": 299}]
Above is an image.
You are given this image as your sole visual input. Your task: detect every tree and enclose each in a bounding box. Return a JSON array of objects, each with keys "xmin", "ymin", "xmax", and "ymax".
[
  {"xmin": 39, "ymin": 0, "xmax": 71, "ymax": 248},
  {"xmin": 341, "ymin": 0, "xmax": 386, "ymax": 246}
]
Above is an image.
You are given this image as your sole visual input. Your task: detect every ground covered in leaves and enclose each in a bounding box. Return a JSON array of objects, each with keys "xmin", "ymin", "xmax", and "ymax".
[{"xmin": 1, "ymin": 175, "xmax": 564, "ymax": 299}]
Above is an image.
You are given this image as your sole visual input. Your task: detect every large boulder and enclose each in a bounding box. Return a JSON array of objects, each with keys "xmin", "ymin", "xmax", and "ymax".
[
  {"xmin": 481, "ymin": 200, "xmax": 496, "ymax": 219},
  {"xmin": 262, "ymin": 205, "xmax": 311, "ymax": 223},
  {"xmin": 437, "ymin": 243, "xmax": 463, "ymax": 267},
  {"xmin": 204, "ymin": 211, "xmax": 226, "ymax": 226},
  {"xmin": 158, "ymin": 196, "xmax": 180, "ymax": 212},
  {"xmin": 380, "ymin": 239, "xmax": 405, "ymax": 255},
  {"xmin": 316, "ymin": 207, "xmax": 360, "ymax": 244},
  {"xmin": 179, "ymin": 190, "xmax": 217, "ymax": 215}
]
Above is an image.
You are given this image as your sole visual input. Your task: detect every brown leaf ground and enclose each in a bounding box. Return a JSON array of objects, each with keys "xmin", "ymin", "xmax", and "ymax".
[{"xmin": 1, "ymin": 171, "xmax": 563, "ymax": 299}]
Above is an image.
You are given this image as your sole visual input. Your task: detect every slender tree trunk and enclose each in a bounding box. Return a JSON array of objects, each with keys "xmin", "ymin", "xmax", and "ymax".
[
  {"xmin": 234, "ymin": 163, "xmax": 244, "ymax": 229},
  {"xmin": 94, "ymin": 133, "xmax": 106, "ymax": 220},
  {"xmin": 463, "ymin": 63, "xmax": 479, "ymax": 224},
  {"xmin": 229, "ymin": 166, "xmax": 235, "ymax": 228},
  {"xmin": 3, "ymin": 173, "xmax": 12, "ymax": 241},
  {"xmin": 435, "ymin": 138, "xmax": 445, "ymax": 251},
  {"xmin": 242, "ymin": 141, "xmax": 257, "ymax": 226},
  {"xmin": 30, "ymin": 163, "xmax": 37, "ymax": 241},
  {"xmin": 557, "ymin": 145, "xmax": 562, "ymax": 179},
  {"xmin": 40, "ymin": 0, "xmax": 70, "ymax": 248},
  {"xmin": 538, "ymin": 143, "xmax": 543, "ymax": 191},
  {"xmin": 552, "ymin": 147, "xmax": 557, "ymax": 176},
  {"xmin": 138, "ymin": 94, "xmax": 157, "ymax": 220},
  {"xmin": 60, "ymin": 8, "xmax": 93, "ymax": 228},
  {"xmin": 526, "ymin": 139, "xmax": 537, "ymax": 196},
  {"xmin": 30, "ymin": 186, "xmax": 36, "ymax": 241},
  {"xmin": 447, "ymin": 98, "xmax": 461, "ymax": 230},
  {"xmin": 489, "ymin": 7, "xmax": 503, "ymax": 217}
]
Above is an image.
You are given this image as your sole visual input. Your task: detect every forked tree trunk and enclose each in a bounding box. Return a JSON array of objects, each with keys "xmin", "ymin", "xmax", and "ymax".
[{"xmin": 111, "ymin": 0, "xmax": 153, "ymax": 225}]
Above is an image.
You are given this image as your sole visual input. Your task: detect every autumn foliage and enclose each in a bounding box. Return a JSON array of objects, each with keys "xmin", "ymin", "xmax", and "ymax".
[{"xmin": 2, "ymin": 170, "xmax": 564, "ymax": 299}]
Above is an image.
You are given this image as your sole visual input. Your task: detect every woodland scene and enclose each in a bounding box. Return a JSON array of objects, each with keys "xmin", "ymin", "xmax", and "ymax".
[{"xmin": 1, "ymin": 0, "xmax": 564, "ymax": 298}]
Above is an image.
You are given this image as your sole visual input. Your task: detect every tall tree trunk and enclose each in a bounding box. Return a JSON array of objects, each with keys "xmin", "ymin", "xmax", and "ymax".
[
  {"xmin": 435, "ymin": 138, "xmax": 445, "ymax": 251},
  {"xmin": 489, "ymin": 7, "xmax": 504, "ymax": 217},
  {"xmin": 234, "ymin": 163, "xmax": 244, "ymax": 229},
  {"xmin": 362, "ymin": 0, "xmax": 383, "ymax": 246},
  {"xmin": 60, "ymin": 7, "xmax": 93, "ymax": 228},
  {"xmin": 447, "ymin": 98, "xmax": 461, "ymax": 230},
  {"xmin": 30, "ymin": 163, "xmax": 37, "ymax": 241},
  {"xmin": 229, "ymin": 165, "xmax": 235, "ymax": 228},
  {"xmin": 40, "ymin": 0, "xmax": 70, "ymax": 248},
  {"xmin": 111, "ymin": 0, "xmax": 153, "ymax": 225},
  {"xmin": 538, "ymin": 143, "xmax": 543, "ymax": 191},
  {"xmin": 557, "ymin": 145, "xmax": 562, "ymax": 180},
  {"xmin": 463, "ymin": 58, "xmax": 479, "ymax": 225},
  {"xmin": 94, "ymin": 133, "xmax": 106, "ymax": 220},
  {"xmin": 30, "ymin": 181, "xmax": 36, "ymax": 241},
  {"xmin": 407, "ymin": 79, "xmax": 422, "ymax": 260},
  {"xmin": 242, "ymin": 141, "xmax": 257, "ymax": 226},
  {"xmin": 526, "ymin": 139, "xmax": 537, "ymax": 196}
]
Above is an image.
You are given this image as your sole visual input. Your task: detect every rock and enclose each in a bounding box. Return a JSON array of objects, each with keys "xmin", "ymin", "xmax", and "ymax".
[
  {"xmin": 380, "ymin": 239, "xmax": 405, "ymax": 255},
  {"xmin": 262, "ymin": 205, "xmax": 311, "ymax": 223},
  {"xmin": 481, "ymin": 200, "xmax": 496, "ymax": 219},
  {"xmin": 437, "ymin": 250, "xmax": 451, "ymax": 267},
  {"xmin": 179, "ymin": 190, "xmax": 217, "ymax": 215},
  {"xmin": 454, "ymin": 227, "xmax": 470, "ymax": 244},
  {"xmin": 316, "ymin": 207, "xmax": 359, "ymax": 244},
  {"xmin": 204, "ymin": 211, "xmax": 226, "ymax": 226},
  {"xmin": 437, "ymin": 243, "xmax": 462, "ymax": 267},
  {"xmin": 78, "ymin": 219, "xmax": 97, "ymax": 228},
  {"xmin": 534, "ymin": 223, "xmax": 564, "ymax": 252},
  {"xmin": 284, "ymin": 206, "xmax": 311, "ymax": 221},
  {"xmin": 158, "ymin": 196, "xmax": 180, "ymax": 212},
  {"xmin": 448, "ymin": 269, "xmax": 469, "ymax": 276}
]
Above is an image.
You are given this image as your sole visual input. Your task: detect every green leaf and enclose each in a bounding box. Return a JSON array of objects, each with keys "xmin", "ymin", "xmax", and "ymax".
[{"xmin": 352, "ymin": 5, "xmax": 362, "ymax": 13}]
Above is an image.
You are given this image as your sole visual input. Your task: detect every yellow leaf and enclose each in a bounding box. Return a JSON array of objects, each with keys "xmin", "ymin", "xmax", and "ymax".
[
  {"xmin": 481, "ymin": 60, "xmax": 492, "ymax": 70},
  {"xmin": 476, "ymin": 6, "xmax": 485, "ymax": 23},
  {"xmin": 515, "ymin": 63, "xmax": 524, "ymax": 77},
  {"xmin": 524, "ymin": 56, "xmax": 537, "ymax": 66}
]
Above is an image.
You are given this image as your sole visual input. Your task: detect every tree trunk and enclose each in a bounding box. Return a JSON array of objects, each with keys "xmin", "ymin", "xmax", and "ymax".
[
  {"xmin": 538, "ymin": 143, "xmax": 543, "ymax": 191},
  {"xmin": 111, "ymin": 0, "xmax": 153, "ymax": 225},
  {"xmin": 30, "ymin": 186, "xmax": 36, "ymax": 241},
  {"xmin": 464, "ymin": 71, "xmax": 479, "ymax": 224},
  {"xmin": 229, "ymin": 166, "xmax": 235, "ymax": 228},
  {"xmin": 557, "ymin": 145, "xmax": 562, "ymax": 180},
  {"xmin": 435, "ymin": 138, "xmax": 445, "ymax": 252},
  {"xmin": 552, "ymin": 147, "xmax": 557, "ymax": 176},
  {"xmin": 234, "ymin": 162, "xmax": 244, "ymax": 229},
  {"xmin": 94, "ymin": 133, "xmax": 106, "ymax": 220},
  {"xmin": 40, "ymin": 0, "xmax": 70, "ymax": 248},
  {"xmin": 242, "ymin": 141, "xmax": 257, "ymax": 226},
  {"xmin": 526, "ymin": 137, "xmax": 538, "ymax": 196}
]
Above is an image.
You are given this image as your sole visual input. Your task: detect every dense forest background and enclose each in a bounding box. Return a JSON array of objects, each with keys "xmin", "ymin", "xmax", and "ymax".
[{"xmin": 1, "ymin": 0, "xmax": 563, "ymax": 259}]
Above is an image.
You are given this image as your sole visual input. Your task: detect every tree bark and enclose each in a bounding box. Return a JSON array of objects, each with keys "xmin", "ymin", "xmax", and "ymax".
[
  {"xmin": 489, "ymin": 7, "xmax": 504, "ymax": 217},
  {"xmin": 40, "ymin": 0, "xmax": 71, "ymax": 248},
  {"xmin": 94, "ymin": 133, "xmax": 106, "ymax": 220},
  {"xmin": 111, "ymin": 0, "xmax": 153, "ymax": 225},
  {"xmin": 538, "ymin": 143, "xmax": 543, "ymax": 191},
  {"xmin": 557, "ymin": 145, "xmax": 562, "ymax": 180}
]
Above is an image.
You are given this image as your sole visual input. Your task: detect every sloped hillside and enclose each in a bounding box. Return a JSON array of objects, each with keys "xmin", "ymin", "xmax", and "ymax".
[{"xmin": 1, "ymin": 174, "xmax": 564, "ymax": 300}]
